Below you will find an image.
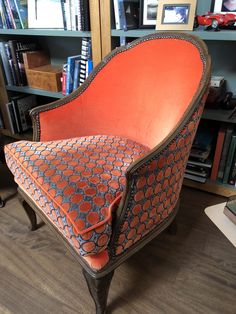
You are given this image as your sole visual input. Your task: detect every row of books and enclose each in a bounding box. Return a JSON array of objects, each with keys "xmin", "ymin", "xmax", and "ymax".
[
  {"xmin": 61, "ymin": 0, "xmax": 90, "ymax": 31},
  {"xmin": 0, "ymin": 40, "xmax": 38, "ymax": 86},
  {"xmin": 5, "ymin": 94, "xmax": 37, "ymax": 134},
  {"xmin": 211, "ymin": 124, "xmax": 236, "ymax": 186},
  {"xmin": 0, "ymin": 0, "xmax": 27, "ymax": 29},
  {"xmin": 62, "ymin": 38, "xmax": 93, "ymax": 95},
  {"xmin": 0, "ymin": 0, "xmax": 90, "ymax": 31}
]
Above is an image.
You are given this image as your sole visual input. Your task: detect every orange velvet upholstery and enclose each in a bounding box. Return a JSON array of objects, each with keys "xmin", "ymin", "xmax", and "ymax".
[
  {"xmin": 4, "ymin": 33, "xmax": 211, "ymax": 313},
  {"xmin": 38, "ymin": 38, "xmax": 203, "ymax": 148}
]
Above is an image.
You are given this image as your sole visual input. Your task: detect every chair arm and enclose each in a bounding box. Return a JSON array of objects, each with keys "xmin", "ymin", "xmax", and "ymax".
[{"xmin": 109, "ymin": 96, "xmax": 206, "ymax": 258}]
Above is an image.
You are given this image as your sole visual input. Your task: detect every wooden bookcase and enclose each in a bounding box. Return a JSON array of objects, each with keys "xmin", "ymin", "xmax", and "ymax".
[{"xmin": 0, "ymin": 0, "xmax": 102, "ymax": 138}]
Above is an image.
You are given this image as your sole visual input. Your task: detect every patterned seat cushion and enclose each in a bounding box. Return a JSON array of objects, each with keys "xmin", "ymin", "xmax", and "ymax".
[{"xmin": 5, "ymin": 135, "xmax": 149, "ymax": 256}]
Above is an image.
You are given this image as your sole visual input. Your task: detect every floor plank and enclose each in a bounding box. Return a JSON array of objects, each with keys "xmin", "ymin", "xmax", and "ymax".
[{"xmin": 0, "ymin": 163, "xmax": 235, "ymax": 314}]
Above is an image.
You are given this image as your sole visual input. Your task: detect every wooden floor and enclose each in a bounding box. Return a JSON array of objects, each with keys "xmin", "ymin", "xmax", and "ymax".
[{"xmin": 0, "ymin": 163, "xmax": 236, "ymax": 314}]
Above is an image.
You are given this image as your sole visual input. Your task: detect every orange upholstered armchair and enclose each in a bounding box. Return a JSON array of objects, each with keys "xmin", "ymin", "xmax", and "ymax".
[{"xmin": 4, "ymin": 33, "xmax": 210, "ymax": 313}]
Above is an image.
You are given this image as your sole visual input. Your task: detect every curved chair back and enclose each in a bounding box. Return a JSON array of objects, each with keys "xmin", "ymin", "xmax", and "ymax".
[{"xmin": 37, "ymin": 33, "xmax": 210, "ymax": 150}]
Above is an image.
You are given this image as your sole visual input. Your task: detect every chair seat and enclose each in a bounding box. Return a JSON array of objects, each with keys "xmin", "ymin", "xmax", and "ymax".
[{"xmin": 5, "ymin": 135, "xmax": 149, "ymax": 256}]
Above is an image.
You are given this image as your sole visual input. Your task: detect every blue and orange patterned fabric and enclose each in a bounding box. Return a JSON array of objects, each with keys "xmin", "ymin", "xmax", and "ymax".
[{"xmin": 5, "ymin": 135, "xmax": 149, "ymax": 257}]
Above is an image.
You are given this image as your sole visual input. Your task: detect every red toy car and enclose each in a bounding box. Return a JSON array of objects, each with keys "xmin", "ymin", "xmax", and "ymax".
[{"xmin": 195, "ymin": 13, "xmax": 236, "ymax": 30}]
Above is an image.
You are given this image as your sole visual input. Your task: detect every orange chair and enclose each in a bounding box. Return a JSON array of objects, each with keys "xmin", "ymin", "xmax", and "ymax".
[{"xmin": 4, "ymin": 33, "xmax": 211, "ymax": 314}]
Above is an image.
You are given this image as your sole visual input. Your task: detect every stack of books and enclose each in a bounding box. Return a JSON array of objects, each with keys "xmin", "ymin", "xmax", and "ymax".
[
  {"xmin": 184, "ymin": 122, "xmax": 215, "ymax": 183},
  {"xmin": 224, "ymin": 199, "xmax": 236, "ymax": 225}
]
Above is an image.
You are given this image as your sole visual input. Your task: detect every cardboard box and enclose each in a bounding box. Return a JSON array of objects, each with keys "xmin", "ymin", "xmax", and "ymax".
[{"xmin": 23, "ymin": 51, "xmax": 62, "ymax": 92}]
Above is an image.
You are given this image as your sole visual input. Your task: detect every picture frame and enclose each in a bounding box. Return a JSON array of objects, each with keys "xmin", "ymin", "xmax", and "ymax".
[
  {"xmin": 156, "ymin": 0, "xmax": 197, "ymax": 30},
  {"xmin": 139, "ymin": 0, "xmax": 159, "ymax": 28},
  {"xmin": 211, "ymin": 0, "xmax": 236, "ymax": 13}
]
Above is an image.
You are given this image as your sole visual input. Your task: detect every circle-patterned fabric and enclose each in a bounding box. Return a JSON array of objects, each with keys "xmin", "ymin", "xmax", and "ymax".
[{"xmin": 5, "ymin": 135, "xmax": 149, "ymax": 256}]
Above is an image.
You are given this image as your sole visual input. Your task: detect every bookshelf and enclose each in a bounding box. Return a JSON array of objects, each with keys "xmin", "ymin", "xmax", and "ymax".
[{"xmin": 0, "ymin": 0, "xmax": 102, "ymax": 136}]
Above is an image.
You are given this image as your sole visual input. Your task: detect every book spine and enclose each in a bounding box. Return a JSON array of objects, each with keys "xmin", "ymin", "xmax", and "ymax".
[
  {"xmin": 4, "ymin": 0, "xmax": 16, "ymax": 28},
  {"xmin": 2, "ymin": 0, "xmax": 12, "ymax": 28},
  {"xmin": 11, "ymin": 99, "xmax": 21, "ymax": 133},
  {"xmin": 217, "ymin": 126, "xmax": 234, "ymax": 180},
  {"xmin": 12, "ymin": 0, "xmax": 24, "ymax": 28},
  {"xmin": 6, "ymin": 101, "xmax": 17, "ymax": 134},
  {"xmin": 8, "ymin": 0, "xmax": 22, "ymax": 29},
  {"xmin": 14, "ymin": 0, "xmax": 27, "ymax": 28},
  {"xmin": 62, "ymin": 64, "xmax": 67, "ymax": 95},
  {"xmin": 8, "ymin": 40, "xmax": 21, "ymax": 85},
  {"xmin": 118, "ymin": 0, "xmax": 127, "ymax": 31},
  {"xmin": 0, "ymin": 41, "xmax": 13, "ymax": 85},
  {"xmin": 113, "ymin": 0, "xmax": 121, "ymax": 29},
  {"xmin": 0, "ymin": 1, "xmax": 7, "ymax": 28},
  {"xmin": 210, "ymin": 126, "xmax": 226, "ymax": 181},
  {"xmin": 73, "ymin": 60, "xmax": 80, "ymax": 91},
  {"xmin": 223, "ymin": 206, "xmax": 236, "ymax": 225},
  {"xmin": 223, "ymin": 135, "xmax": 236, "ymax": 184},
  {"xmin": 60, "ymin": 0, "xmax": 67, "ymax": 30}
]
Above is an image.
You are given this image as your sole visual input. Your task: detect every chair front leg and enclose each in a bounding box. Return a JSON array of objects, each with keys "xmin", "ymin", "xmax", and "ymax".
[
  {"xmin": 83, "ymin": 269, "xmax": 114, "ymax": 314},
  {"xmin": 18, "ymin": 195, "xmax": 38, "ymax": 231}
]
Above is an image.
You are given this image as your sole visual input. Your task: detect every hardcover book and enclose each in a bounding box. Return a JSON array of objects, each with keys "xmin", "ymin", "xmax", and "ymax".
[{"xmin": 28, "ymin": 0, "xmax": 64, "ymax": 29}]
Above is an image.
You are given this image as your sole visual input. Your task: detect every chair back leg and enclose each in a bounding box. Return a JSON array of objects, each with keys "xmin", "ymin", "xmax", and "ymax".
[{"xmin": 83, "ymin": 269, "xmax": 114, "ymax": 314}]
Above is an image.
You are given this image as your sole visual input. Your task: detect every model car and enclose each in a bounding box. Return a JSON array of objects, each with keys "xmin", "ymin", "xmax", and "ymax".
[{"xmin": 195, "ymin": 13, "xmax": 236, "ymax": 30}]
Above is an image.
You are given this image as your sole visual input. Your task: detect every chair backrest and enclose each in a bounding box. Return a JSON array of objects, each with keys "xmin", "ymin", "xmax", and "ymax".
[{"xmin": 38, "ymin": 33, "xmax": 210, "ymax": 149}]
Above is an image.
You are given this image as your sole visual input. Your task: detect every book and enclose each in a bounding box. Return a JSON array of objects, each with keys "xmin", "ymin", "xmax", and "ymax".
[
  {"xmin": 218, "ymin": 125, "xmax": 234, "ymax": 180},
  {"xmin": 12, "ymin": 0, "xmax": 27, "ymax": 28},
  {"xmin": 14, "ymin": 95, "xmax": 37, "ymax": 132},
  {"xmin": 28, "ymin": 0, "xmax": 64, "ymax": 29},
  {"xmin": 66, "ymin": 54, "xmax": 81, "ymax": 95},
  {"xmin": 8, "ymin": 40, "xmax": 21, "ymax": 85},
  {"xmin": 113, "ymin": 0, "xmax": 121, "ymax": 29},
  {"xmin": 122, "ymin": 0, "xmax": 139, "ymax": 30},
  {"xmin": 8, "ymin": 0, "xmax": 23, "ymax": 29},
  {"xmin": 184, "ymin": 173, "xmax": 207, "ymax": 183},
  {"xmin": 190, "ymin": 122, "xmax": 215, "ymax": 162},
  {"xmin": 6, "ymin": 101, "xmax": 17, "ymax": 133},
  {"xmin": 72, "ymin": 59, "xmax": 81, "ymax": 91},
  {"xmin": 223, "ymin": 133, "xmax": 236, "ymax": 184},
  {"xmin": 210, "ymin": 126, "xmax": 226, "ymax": 181},
  {"xmin": 187, "ymin": 159, "xmax": 212, "ymax": 169},
  {"xmin": 223, "ymin": 205, "xmax": 236, "ymax": 225},
  {"xmin": 0, "ymin": 41, "xmax": 13, "ymax": 85},
  {"xmin": 3, "ymin": 0, "xmax": 15, "ymax": 28}
]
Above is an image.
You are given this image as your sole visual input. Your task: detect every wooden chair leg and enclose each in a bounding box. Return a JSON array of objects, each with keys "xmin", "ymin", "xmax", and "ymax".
[
  {"xmin": 83, "ymin": 269, "xmax": 114, "ymax": 314},
  {"xmin": 18, "ymin": 195, "xmax": 38, "ymax": 231},
  {"xmin": 0, "ymin": 196, "xmax": 4, "ymax": 208}
]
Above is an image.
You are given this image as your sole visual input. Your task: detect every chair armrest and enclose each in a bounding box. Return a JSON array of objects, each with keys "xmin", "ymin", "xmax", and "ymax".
[
  {"xmin": 109, "ymin": 96, "xmax": 206, "ymax": 258},
  {"xmin": 30, "ymin": 91, "xmax": 85, "ymax": 141}
]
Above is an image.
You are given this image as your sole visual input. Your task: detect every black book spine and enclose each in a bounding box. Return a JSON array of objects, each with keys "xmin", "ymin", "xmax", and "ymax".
[{"xmin": 8, "ymin": 40, "xmax": 22, "ymax": 85}]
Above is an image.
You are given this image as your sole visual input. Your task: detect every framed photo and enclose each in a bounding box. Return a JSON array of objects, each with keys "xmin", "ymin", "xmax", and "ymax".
[
  {"xmin": 156, "ymin": 0, "xmax": 197, "ymax": 30},
  {"xmin": 140, "ymin": 0, "xmax": 159, "ymax": 28},
  {"xmin": 212, "ymin": 0, "xmax": 236, "ymax": 13}
]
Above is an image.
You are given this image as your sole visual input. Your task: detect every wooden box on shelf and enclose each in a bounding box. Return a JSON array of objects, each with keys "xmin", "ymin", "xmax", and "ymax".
[{"xmin": 23, "ymin": 51, "xmax": 62, "ymax": 92}]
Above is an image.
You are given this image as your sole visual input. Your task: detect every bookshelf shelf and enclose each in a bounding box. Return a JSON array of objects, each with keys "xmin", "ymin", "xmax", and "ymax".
[
  {"xmin": 6, "ymin": 86, "xmax": 64, "ymax": 99},
  {"xmin": 0, "ymin": 29, "xmax": 91, "ymax": 38},
  {"xmin": 202, "ymin": 108, "xmax": 236, "ymax": 124},
  {"xmin": 111, "ymin": 29, "xmax": 236, "ymax": 41},
  {"xmin": 1, "ymin": 128, "xmax": 32, "ymax": 141},
  {"xmin": 183, "ymin": 178, "xmax": 236, "ymax": 197}
]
